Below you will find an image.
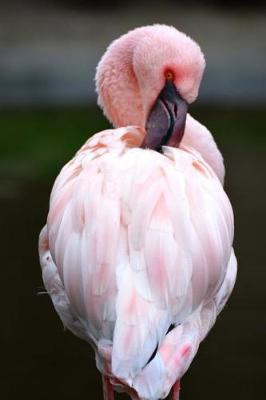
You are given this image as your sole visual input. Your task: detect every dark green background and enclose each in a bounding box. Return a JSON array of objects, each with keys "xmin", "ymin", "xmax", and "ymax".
[{"xmin": 1, "ymin": 1, "xmax": 266, "ymax": 399}]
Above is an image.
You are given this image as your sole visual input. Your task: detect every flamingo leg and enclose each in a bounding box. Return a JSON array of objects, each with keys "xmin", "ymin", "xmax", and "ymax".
[
  {"xmin": 172, "ymin": 380, "xmax": 181, "ymax": 400},
  {"xmin": 102, "ymin": 374, "xmax": 114, "ymax": 400}
]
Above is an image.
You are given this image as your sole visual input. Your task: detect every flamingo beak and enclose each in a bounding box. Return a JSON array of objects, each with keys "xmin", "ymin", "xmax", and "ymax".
[{"xmin": 142, "ymin": 80, "xmax": 188, "ymax": 152}]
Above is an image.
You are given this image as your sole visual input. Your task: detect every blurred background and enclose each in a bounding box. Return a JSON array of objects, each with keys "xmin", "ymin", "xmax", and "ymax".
[{"xmin": 1, "ymin": 1, "xmax": 265, "ymax": 399}]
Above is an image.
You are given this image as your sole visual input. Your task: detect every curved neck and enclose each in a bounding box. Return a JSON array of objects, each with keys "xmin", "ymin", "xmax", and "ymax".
[{"xmin": 96, "ymin": 35, "xmax": 145, "ymax": 128}]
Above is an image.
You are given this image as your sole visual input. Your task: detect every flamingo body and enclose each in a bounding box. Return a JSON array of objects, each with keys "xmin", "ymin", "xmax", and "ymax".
[{"xmin": 39, "ymin": 25, "xmax": 236, "ymax": 400}]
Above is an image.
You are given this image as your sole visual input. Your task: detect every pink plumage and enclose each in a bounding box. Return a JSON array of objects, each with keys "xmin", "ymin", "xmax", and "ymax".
[{"xmin": 39, "ymin": 24, "xmax": 237, "ymax": 400}]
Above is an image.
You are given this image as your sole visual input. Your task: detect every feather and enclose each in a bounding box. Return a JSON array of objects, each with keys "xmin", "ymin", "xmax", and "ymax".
[{"xmin": 39, "ymin": 124, "xmax": 236, "ymax": 400}]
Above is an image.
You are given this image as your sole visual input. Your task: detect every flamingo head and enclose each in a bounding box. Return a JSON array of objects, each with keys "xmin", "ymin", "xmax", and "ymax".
[{"xmin": 96, "ymin": 24, "xmax": 205, "ymax": 150}]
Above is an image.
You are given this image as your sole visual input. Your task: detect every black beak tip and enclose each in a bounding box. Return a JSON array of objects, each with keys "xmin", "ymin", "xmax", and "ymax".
[{"xmin": 143, "ymin": 80, "xmax": 188, "ymax": 151}]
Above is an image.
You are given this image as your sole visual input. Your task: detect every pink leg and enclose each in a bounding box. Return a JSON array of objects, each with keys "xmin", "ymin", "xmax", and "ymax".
[
  {"xmin": 172, "ymin": 380, "xmax": 181, "ymax": 400},
  {"xmin": 102, "ymin": 374, "xmax": 114, "ymax": 400}
]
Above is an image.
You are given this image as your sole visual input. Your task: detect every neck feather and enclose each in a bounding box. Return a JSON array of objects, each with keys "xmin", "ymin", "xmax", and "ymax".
[{"xmin": 96, "ymin": 33, "xmax": 145, "ymax": 128}]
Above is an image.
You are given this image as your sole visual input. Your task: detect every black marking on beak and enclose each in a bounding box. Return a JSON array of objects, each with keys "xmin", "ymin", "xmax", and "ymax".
[{"xmin": 141, "ymin": 80, "xmax": 188, "ymax": 152}]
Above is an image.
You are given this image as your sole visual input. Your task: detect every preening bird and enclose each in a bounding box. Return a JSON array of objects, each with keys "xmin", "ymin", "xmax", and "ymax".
[{"xmin": 39, "ymin": 25, "xmax": 237, "ymax": 400}]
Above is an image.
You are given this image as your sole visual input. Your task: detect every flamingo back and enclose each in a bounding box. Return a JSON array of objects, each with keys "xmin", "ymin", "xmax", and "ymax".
[{"xmin": 39, "ymin": 126, "xmax": 234, "ymax": 399}]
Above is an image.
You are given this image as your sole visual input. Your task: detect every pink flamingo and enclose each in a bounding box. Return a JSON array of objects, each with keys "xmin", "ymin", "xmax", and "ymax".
[{"xmin": 39, "ymin": 25, "xmax": 237, "ymax": 400}]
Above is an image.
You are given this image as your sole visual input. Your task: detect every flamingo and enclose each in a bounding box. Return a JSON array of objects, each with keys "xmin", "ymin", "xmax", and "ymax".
[{"xmin": 39, "ymin": 25, "xmax": 237, "ymax": 400}]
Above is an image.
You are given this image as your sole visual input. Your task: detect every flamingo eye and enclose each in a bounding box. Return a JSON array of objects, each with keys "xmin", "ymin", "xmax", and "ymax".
[{"xmin": 165, "ymin": 70, "xmax": 174, "ymax": 81}]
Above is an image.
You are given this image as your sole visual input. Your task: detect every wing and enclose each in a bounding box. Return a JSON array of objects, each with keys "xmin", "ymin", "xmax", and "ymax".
[
  {"xmin": 182, "ymin": 114, "xmax": 225, "ymax": 184},
  {"xmin": 132, "ymin": 248, "xmax": 237, "ymax": 400},
  {"xmin": 110, "ymin": 145, "xmax": 233, "ymax": 384},
  {"xmin": 40, "ymin": 126, "xmax": 234, "ymax": 398},
  {"xmin": 40, "ymin": 126, "xmax": 145, "ymax": 345}
]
